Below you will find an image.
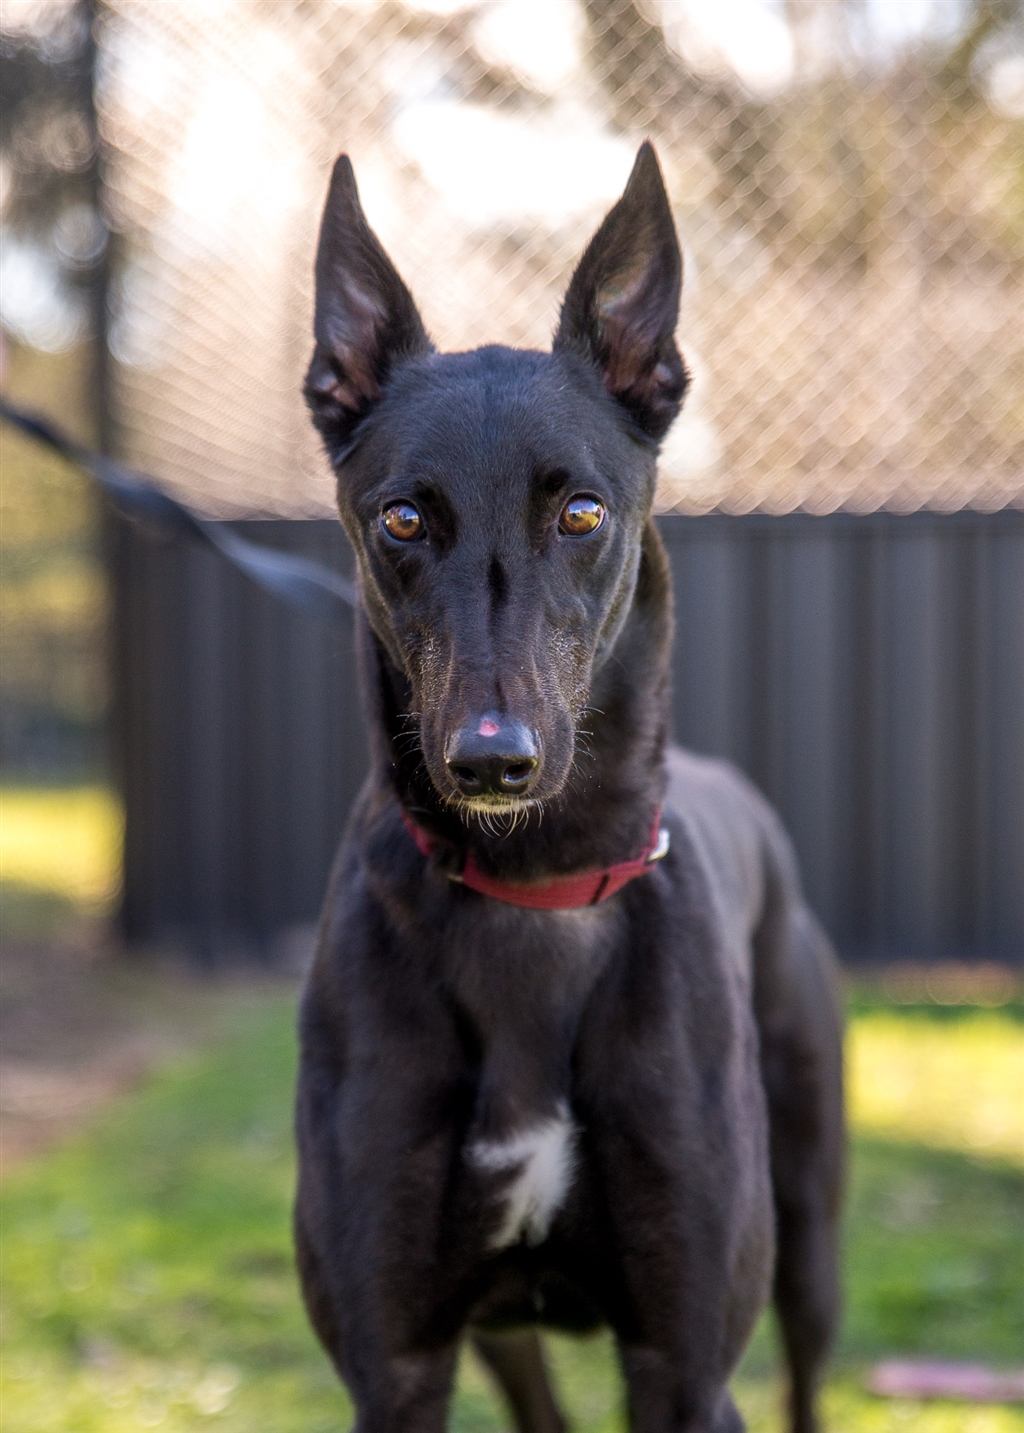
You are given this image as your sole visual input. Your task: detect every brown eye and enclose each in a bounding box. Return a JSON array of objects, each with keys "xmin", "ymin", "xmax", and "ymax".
[
  {"xmin": 558, "ymin": 495, "xmax": 605, "ymax": 537},
  {"xmin": 381, "ymin": 502, "xmax": 424, "ymax": 542}
]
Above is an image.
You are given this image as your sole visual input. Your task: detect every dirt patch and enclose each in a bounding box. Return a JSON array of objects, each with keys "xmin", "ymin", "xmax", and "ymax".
[{"xmin": 0, "ymin": 930, "xmax": 298, "ymax": 1172}]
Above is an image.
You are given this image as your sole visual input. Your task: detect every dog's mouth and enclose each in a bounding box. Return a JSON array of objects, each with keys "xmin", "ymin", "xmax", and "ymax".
[{"xmin": 447, "ymin": 790, "xmax": 542, "ymax": 830}]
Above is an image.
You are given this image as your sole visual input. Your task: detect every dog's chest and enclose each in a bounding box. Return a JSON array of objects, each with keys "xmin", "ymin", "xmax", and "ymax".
[
  {"xmin": 443, "ymin": 900, "xmax": 622, "ymax": 1248},
  {"xmin": 468, "ymin": 1103, "xmax": 577, "ymax": 1248}
]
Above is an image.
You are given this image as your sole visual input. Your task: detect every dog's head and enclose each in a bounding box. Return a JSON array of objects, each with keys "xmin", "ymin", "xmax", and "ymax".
[{"xmin": 306, "ymin": 143, "xmax": 687, "ymax": 819}]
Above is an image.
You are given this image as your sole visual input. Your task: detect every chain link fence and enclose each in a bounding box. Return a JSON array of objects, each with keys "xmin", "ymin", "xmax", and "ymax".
[{"xmin": 81, "ymin": 0, "xmax": 1024, "ymax": 517}]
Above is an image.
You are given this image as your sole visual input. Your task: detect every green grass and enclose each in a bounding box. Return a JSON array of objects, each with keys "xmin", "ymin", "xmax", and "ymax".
[
  {"xmin": 2, "ymin": 998, "xmax": 1022, "ymax": 1432},
  {"xmin": 847, "ymin": 1009, "xmax": 1024, "ymax": 1167}
]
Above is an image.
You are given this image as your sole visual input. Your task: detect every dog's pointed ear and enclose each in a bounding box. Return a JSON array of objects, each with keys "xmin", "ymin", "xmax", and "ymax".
[
  {"xmin": 305, "ymin": 155, "xmax": 432, "ymax": 461},
  {"xmin": 553, "ymin": 142, "xmax": 688, "ymax": 442}
]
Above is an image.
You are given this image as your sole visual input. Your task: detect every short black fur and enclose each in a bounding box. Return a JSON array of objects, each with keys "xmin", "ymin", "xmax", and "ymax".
[{"xmin": 296, "ymin": 142, "xmax": 844, "ymax": 1433}]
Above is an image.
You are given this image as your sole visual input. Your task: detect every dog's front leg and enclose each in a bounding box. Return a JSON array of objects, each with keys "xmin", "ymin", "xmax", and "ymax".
[
  {"xmin": 605, "ymin": 1194, "xmax": 771, "ymax": 1433},
  {"xmin": 594, "ymin": 1095, "xmax": 773, "ymax": 1433},
  {"xmin": 619, "ymin": 1352, "xmax": 746, "ymax": 1433},
  {"xmin": 295, "ymin": 1051, "xmax": 472, "ymax": 1433},
  {"xmin": 576, "ymin": 960, "xmax": 774, "ymax": 1433}
]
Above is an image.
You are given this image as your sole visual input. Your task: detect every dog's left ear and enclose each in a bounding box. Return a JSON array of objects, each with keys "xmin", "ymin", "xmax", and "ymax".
[
  {"xmin": 553, "ymin": 141, "xmax": 688, "ymax": 442},
  {"xmin": 305, "ymin": 155, "xmax": 432, "ymax": 463}
]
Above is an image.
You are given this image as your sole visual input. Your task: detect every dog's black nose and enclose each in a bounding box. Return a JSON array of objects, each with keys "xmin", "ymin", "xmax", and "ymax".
[{"xmin": 445, "ymin": 718, "xmax": 541, "ymax": 798}]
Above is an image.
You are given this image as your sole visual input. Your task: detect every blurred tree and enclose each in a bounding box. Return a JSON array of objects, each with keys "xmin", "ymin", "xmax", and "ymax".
[
  {"xmin": 1, "ymin": 0, "xmax": 109, "ymax": 388},
  {"xmin": 1, "ymin": 3, "xmax": 92, "ymax": 226},
  {"xmin": 577, "ymin": 0, "xmax": 1022, "ymax": 274},
  {"xmin": 1, "ymin": 0, "xmax": 109, "ymax": 780},
  {"xmin": 938, "ymin": 0, "xmax": 1021, "ymax": 97}
]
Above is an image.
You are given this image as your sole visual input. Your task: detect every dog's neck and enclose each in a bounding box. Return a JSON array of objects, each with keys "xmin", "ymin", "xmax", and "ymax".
[{"xmin": 359, "ymin": 521, "xmax": 673, "ymax": 882}]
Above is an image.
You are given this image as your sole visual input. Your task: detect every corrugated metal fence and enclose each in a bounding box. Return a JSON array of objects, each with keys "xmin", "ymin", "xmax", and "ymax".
[{"xmin": 112, "ymin": 509, "xmax": 1023, "ymax": 964}]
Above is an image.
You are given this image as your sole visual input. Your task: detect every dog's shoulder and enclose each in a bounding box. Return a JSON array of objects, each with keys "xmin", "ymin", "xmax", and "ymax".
[{"xmin": 662, "ymin": 745, "xmax": 800, "ymax": 979}]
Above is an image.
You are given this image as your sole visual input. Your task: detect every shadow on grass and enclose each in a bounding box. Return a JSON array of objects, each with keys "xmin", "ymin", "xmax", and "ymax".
[{"xmin": 1, "ymin": 999, "xmax": 1021, "ymax": 1432}]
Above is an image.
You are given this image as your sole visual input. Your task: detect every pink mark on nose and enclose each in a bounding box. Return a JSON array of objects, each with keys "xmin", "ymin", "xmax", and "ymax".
[{"xmin": 478, "ymin": 718, "xmax": 500, "ymax": 738}]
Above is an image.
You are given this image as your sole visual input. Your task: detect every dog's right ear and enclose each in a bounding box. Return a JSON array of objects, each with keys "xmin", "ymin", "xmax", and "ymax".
[{"xmin": 305, "ymin": 156, "xmax": 432, "ymax": 463}]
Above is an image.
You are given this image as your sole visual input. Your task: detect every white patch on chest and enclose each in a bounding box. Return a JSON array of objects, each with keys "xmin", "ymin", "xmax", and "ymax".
[{"xmin": 469, "ymin": 1106, "xmax": 576, "ymax": 1250}]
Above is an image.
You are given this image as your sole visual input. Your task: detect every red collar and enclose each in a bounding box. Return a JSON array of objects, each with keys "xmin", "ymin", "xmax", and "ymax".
[{"xmin": 401, "ymin": 807, "xmax": 669, "ymax": 910}]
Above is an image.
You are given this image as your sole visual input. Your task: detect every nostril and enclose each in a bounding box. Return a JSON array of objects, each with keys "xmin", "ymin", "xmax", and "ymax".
[
  {"xmin": 448, "ymin": 763, "xmax": 482, "ymax": 792},
  {"xmin": 500, "ymin": 760, "xmax": 536, "ymax": 789}
]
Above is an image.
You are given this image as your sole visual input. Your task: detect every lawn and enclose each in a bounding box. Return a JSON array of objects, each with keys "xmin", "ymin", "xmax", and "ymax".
[{"xmin": 2, "ymin": 987, "xmax": 1021, "ymax": 1433}]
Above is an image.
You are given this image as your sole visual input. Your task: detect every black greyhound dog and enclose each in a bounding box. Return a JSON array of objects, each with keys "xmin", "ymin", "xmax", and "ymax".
[{"xmin": 296, "ymin": 143, "xmax": 844, "ymax": 1433}]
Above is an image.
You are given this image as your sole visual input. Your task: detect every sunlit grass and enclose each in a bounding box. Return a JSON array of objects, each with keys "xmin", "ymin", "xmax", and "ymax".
[
  {"xmin": 1, "ymin": 995, "xmax": 1021, "ymax": 1432},
  {"xmin": 849, "ymin": 1011, "xmax": 1024, "ymax": 1167},
  {"xmin": 0, "ymin": 786, "xmax": 122, "ymax": 909}
]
